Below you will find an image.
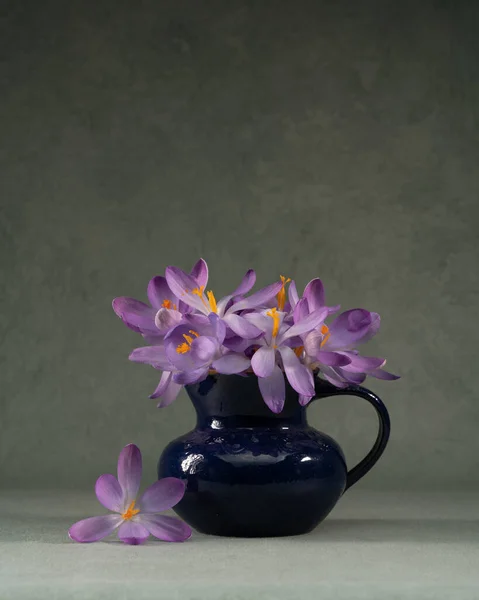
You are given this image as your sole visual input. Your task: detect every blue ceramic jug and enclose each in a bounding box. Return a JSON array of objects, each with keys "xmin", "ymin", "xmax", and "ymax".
[{"xmin": 158, "ymin": 373, "xmax": 390, "ymax": 537}]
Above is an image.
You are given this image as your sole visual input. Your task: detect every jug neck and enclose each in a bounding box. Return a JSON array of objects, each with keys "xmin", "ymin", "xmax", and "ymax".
[{"xmin": 185, "ymin": 374, "xmax": 308, "ymax": 429}]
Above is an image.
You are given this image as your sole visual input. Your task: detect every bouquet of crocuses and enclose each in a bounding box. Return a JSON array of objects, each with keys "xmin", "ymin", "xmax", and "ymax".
[{"xmin": 113, "ymin": 259, "xmax": 398, "ymax": 414}]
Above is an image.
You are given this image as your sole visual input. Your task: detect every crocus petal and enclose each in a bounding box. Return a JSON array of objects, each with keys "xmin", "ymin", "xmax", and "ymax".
[
  {"xmin": 222, "ymin": 313, "xmax": 263, "ymax": 338},
  {"xmin": 339, "ymin": 353, "xmax": 386, "ymax": 373},
  {"xmin": 222, "ymin": 335, "xmax": 252, "ymax": 353},
  {"xmin": 118, "ymin": 520, "xmax": 150, "ymax": 545},
  {"xmin": 95, "ymin": 474, "xmax": 123, "ymax": 512},
  {"xmin": 279, "ymin": 346, "xmax": 315, "ymax": 397},
  {"xmin": 326, "ymin": 309, "xmax": 378, "ymax": 350},
  {"xmin": 172, "ymin": 367, "xmax": 209, "ymax": 385},
  {"xmin": 154, "ymin": 308, "xmax": 183, "ymax": 333},
  {"xmin": 139, "ymin": 478, "xmax": 186, "ymax": 513},
  {"xmin": 165, "ymin": 266, "xmax": 208, "ymax": 313},
  {"xmin": 357, "ymin": 312, "xmax": 381, "ymax": 343},
  {"xmin": 149, "ymin": 371, "xmax": 173, "ymax": 400},
  {"xmin": 208, "ymin": 313, "xmax": 226, "ymax": 344},
  {"xmin": 190, "ymin": 258, "xmax": 209, "ymax": 288},
  {"xmin": 191, "ymin": 336, "xmax": 219, "ymax": 364},
  {"xmin": 318, "ymin": 366, "xmax": 350, "ymax": 388},
  {"xmin": 282, "ymin": 308, "xmax": 328, "ymax": 341},
  {"xmin": 69, "ymin": 515, "xmax": 122, "ymax": 543},
  {"xmin": 336, "ymin": 368, "xmax": 367, "ymax": 384},
  {"xmin": 321, "ymin": 371, "xmax": 349, "ymax": 388},
  {"xmin": 157, "ymin": 379, "xmax": 183, "ymax": 408},
  {"xmin": 129, "ymin": 346, "xmax": 171, "ymax": 370},
  {"xmin": 112, "ymin": 298, "xmax": 158, "ymax": 334},
  {"xmin": 288, "ymin": 280, "xmax": 299, "ymax": 308},
  {"xmin": 216, "ymin": 294, "xmax": 234, "ymax": 317},
  {"xmin": 251, "ymin": 346, "xmax": 276, "ymax": 378},
  {"xmin": 316, "ymin": 351, "xmax": 352, "ymax": 367},
  {"xmin": 142, "ymin": 333, "xmax": 164, "ymax": 345},
  {"xmin": 304, "ymin": 278, "xmax": 326, "ymax": 312},
  {"xmin": 141, "ymin": 514, "xmax": 192, "ymax": 542},
  {"xmin": 165, "ymin": 327, "xmax": 208, "ymax": 371},
  {"xmin": 228, "ymin": 281, "xmax": 283, "ymax": 313},
  {"xmin": 117, "ymin": 444, "xmax": 142, "ymax": 506},
  {"xmin": 243, "ymin": 312, "xmax": 272, "ymax": 333},
  {"xmin": 293, "ymin": 298, "xmax": 309, "ymax": 323},
  {"xmin": 147, "ymin": 276, "xmax": 176, "ymax": 310},
  {"xmin": 178, "ymin": 300, "xmax": 193, "ymax": 314},
  {"xmin": 212, "ymin": 353, "xmax": 251, "ymax": 374},
  {"xmin": 166, "ymin": 266, "xmax": 200, "ymax": 293},
  {"xmin": 304, "ymin": 329, "xmax": 323, "ymax": 357},
  {"xmin": 283, "ymin": 335, "xmax": 304, "ymax": 349},
  {"xmin": 327, "ymin": 304, "xmax": 341, "ymax": 315},
  {"xmin": 299, "ymin": 394, "xmax": 314, "ymax": 407},
  {"xmin": 231, "ymin": 269, "xmax": 256, "ymax": 296},
  {"xmin": 182, "ymin": 313, "xmax": 210, "ymax": 328},
  {"xmin": 369, "ymin": 368, "xmax": 400, "ymax": 381},
  {"xmin": 258, "ymin": 364, "xmax": 286, "ymax": 413}
]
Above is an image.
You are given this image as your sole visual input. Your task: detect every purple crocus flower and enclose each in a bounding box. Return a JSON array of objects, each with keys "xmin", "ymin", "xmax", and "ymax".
[
  {"xmin": 263, "ymin": 275, "xmax": 294, "ymax": 314},
  {"xmin": 165, "ymin": 314, "xmax": 251, "ymax": 383},
  {"xmin": 113, "ymin": 259, "xmax": 399, "ymax": 412},
  {"xmin": 128, "ymin": 314, "xmax": 229, "ymax": 404},
  {"xmin": 289, "ymin": 277, "xmax": 340, "ymax": 318},
  {"xmin": 245, "ymin": 307, "xmax": 329, "ymax": 413},
  {"xmin": 148, "ymin": 370, "xmax": 183, "ymax": 406},
  {"xmin": 69, "ymin": 444, "xmax": 191, "ymax": 545},
  {"xmin": 128, "ymin": 353, "xmax": 184, "ymax": 406},
  {"xmin": 130, "ymin": 314, "xmax": 251, "ymax": 390},
  {"xmin": 165, "ymin": 265, "xmax": 283, "ymax": 339},
  {"xmin": 112, "ymin": 259, "xmax": 208, "ymax": 337},
  {"xmin": 125, "ymin": 334, "xmax": 184, "ymax": 404},
  {"xmin": 303, "ymin": 309, "xmax": 399, "ymax": 388}
]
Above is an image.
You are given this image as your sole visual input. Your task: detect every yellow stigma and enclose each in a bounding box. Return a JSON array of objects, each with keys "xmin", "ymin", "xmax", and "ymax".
[
  {"xmin": 207, "ymin": 290, "xmax": 217, "ymax": 313},
  {"xmin": 276, "ymin": 275, "xmax": 291, "ymax": 311},
  {"xmin": 122, "ymin": 501, "xmax": 140, "ymax": 521},
  {"xmin": 320, "ymin": 324, "xmax": 330, "ymax": 347},
  {"xmin": 176, "ymin": 330, "xmax": 200, "ymax": 354},
  {"xmin": 266, "ymin": 307, "xmax": 280, "ymax": 338}
]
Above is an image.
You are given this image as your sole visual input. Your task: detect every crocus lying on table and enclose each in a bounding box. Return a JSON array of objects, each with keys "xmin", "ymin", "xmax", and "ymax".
[
  {"xmin": 69, "ymin": 444, "xmax": 191, "ymax": 545},
  {"xmin": 113, "ymin": 259, "xmax": 399, "ymax": 414}
]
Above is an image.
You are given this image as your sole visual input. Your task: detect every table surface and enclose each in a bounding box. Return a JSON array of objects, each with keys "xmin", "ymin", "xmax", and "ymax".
[{"xmin": 1, "ymin": 489, "xmax": 478, "ymax": 600}]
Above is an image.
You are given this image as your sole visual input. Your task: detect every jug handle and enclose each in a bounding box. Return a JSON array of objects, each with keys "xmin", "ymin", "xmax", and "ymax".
[{"xmin": 313, "ymin": 380, "xmax": 391, "ymax": 491}]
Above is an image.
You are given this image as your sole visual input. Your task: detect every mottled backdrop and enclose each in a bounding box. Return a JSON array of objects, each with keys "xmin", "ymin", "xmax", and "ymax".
[{"xmin": 1, "ymin": 0, "xmax": 478, "ymax": 491}]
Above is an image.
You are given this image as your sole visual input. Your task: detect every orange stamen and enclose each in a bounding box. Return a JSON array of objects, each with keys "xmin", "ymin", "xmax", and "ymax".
[
  {"xmin": 266, "ymin": 307, "xmax": 280, "ymax": 338},
  {"xmin": 207, "ymin": 290, "xmax": 217, "ymax": 313},
  {"xmin": 320, "ymin": 324, "xmax": 330, "ymax": 347},
  {"xmin": 294, "ymin": 345, "xmax": 304, "ymax": 358},
  {"xmin": 161, "ymin": 299, "xmax": 178, "ymax": 310},
  {"xmin": 276, "ymin": 275, "xmax": 291, "ymax": 311},
  {"xmin": 176, "ymin": 330, "xmax": 199, "ymax": 353},
  {"xmin": 122, "ymin": 501, "xmax": 140, "ymax": 521},
  {"xmin": 176, "ymin": 342, "xmax": 190, "ymax": 354}
]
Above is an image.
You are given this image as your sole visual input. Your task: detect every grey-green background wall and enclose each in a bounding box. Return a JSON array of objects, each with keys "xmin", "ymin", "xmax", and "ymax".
[{"xmin": 1, "ymin": 0, "xmax": 478, "ymax": 491}]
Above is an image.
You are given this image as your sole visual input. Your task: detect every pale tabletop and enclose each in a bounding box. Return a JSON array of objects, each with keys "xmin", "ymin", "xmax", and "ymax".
[{"xmin": 1, "ymin": 489, "xmax": 478, "ymax": 600}]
